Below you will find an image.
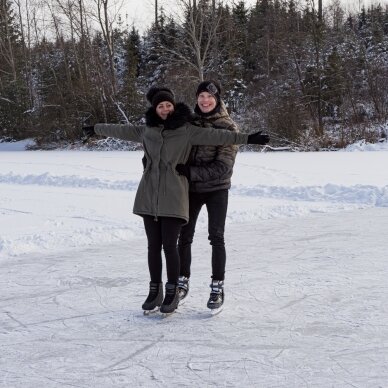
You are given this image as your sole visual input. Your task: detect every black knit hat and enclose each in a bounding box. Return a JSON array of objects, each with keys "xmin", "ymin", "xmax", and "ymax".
[
  {"xmin": 146, "ymin": 86, "xmax": 175, "ymax": 108},
  {"xmin": 196, "ymin": 80, "xmax": 222, "ymax": 102}
]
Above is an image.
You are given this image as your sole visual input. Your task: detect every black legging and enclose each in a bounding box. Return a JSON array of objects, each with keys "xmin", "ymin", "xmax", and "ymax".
[
  {"xmin": 178, "ymin": 189, "xmax": 228, "ymax": 280},
  {"xmin": 143, "ymin": 215, "xmax": 183, "ymax": 284}
]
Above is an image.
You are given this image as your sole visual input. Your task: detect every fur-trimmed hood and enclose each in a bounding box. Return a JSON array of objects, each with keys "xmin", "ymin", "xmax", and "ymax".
[{"xmin": 145, "ymin": 102, "xmax": 196, "ymax": 130}]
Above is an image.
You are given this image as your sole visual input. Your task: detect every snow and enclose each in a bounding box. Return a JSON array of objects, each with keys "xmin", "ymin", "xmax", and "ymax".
[{"xmin": 1, "ymin": 141, "xmax": 388, "ymax": 387}]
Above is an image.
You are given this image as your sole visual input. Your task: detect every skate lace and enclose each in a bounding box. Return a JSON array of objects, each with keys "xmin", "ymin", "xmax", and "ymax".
[
  {"xmin": 210, "ymin": 280, "xmax": 224, "ymax": 294},
  {"xmin": 209, "ymin": 281, "xmax": 223, "ymax": 302},
  {"xmin": 178, "ymin": 276, "xmax": 189, "ymax": 291}
]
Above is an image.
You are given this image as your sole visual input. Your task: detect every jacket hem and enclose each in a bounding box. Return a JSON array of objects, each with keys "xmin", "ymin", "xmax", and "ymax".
[{"xmin": 134, "ymin": 211, "xmax": 188, "ymax": 224}]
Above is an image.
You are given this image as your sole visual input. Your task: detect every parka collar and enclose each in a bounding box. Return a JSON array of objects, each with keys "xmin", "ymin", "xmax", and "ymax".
[{"xmin": 145, "ymin": 102, "xmax": 194, "ymax": 130}]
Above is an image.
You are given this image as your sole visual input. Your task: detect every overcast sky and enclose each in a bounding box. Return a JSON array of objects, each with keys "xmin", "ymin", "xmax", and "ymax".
[{"xmin": 122, "ymin": 0, "xmax": 387, "ymax": 33}]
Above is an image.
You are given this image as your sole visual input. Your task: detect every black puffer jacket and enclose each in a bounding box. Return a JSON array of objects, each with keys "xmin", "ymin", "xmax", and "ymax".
[{"xmin": 188, "ymin": 101, "xmax": 239, "ymax": 193}]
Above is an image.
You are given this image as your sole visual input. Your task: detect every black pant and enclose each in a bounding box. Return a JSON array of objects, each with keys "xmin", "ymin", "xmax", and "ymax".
[
  {"xmin": 178, "ymin": 189, "xmax": 228, "ymax": 281},
  {"xmin": 143, "ymin": 215, "xmax": 183, "ymax": 284}
]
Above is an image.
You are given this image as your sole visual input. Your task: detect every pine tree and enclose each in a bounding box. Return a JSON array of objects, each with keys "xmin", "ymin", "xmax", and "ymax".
[
  {"xmin": 323, "ymin": 47, "xmax": 346, "ymax": 118},
  {"xmin": 358, "ymin": 6, "xmax": 368, "ymax": 32},
  {"xmin": 140, "ymin": 9, "xmax": 171, "ymax": 87},
  {"xmin": 369, "ymin": 4, "xmax": 384, "ymax": 44},
  {"xmin": 384, "ymin": 8, "xmax": 388, "ymax": 35},
  {"xmin": 121, "ymin": 27, "xmax": 143, "ymax": 120}
]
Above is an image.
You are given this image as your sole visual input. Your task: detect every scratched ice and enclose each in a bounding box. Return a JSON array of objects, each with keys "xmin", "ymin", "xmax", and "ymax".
[{"xmin": 1, "ymin": 142, "xmax": 388, "ymax": 387}]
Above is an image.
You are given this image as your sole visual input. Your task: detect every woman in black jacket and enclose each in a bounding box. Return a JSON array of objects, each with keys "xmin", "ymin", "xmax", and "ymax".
[{"xmin": 177, "ymin": 80, "xmax": 269, "ymax": 311}]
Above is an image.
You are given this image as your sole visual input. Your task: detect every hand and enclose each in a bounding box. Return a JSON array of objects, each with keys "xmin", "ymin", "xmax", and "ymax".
[
  {"xmin": 176, "ymin": 164, "xmax": 190, "ymax": 179},
  {"xmin": 83, "ymin": 125, "xmax": 95, "ymax": 138},
  {"xmin": 247, "ymin": 131, "xmax": 270, "ymax": 145}
]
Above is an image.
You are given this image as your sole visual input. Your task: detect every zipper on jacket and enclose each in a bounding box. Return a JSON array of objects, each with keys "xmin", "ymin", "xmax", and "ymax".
[
  {"xmin": 165, "ymin": 162, "xmax": 174, "ymax": 196},
  {"xmin": 154, "ymin": 130, "xmax": 164, "ymax": 221}
]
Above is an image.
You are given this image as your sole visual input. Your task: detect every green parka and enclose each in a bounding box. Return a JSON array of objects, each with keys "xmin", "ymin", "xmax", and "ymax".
[{"xmin": 95, "ymin": 103, "xmax": 249, "ymax": 223}]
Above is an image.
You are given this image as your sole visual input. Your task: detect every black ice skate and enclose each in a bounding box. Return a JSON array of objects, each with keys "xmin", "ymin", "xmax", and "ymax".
[
  {"xmin": 142, "ymin": 282, "xmax": 163, "ymax": 315},
  {"xmin": 207, "ymin": 280, "xmax": 224, "ymax": 314},
  {"xmin": 160, "ymin": 282, "xmax": 180, "ymax": 315},
  {"xmin": 177, "ymin": 276, "xmax": 190, "ymax": 303}
]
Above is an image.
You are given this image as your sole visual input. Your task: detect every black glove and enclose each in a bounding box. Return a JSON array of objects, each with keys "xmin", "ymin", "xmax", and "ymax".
[
  {"xmin": 142, "ymin": 155, "xmax": 147, "ymax": 170},
  {"xmin": 176, "ymin": 163, "xmax": 190, "ymax": 179},
  {"xmin": 83, "ymin": 125, "xmax": 96, "ymax": 138},
  {"xmin": 247, "ymin": 131, "xmax": 270, "ymax": 145}
]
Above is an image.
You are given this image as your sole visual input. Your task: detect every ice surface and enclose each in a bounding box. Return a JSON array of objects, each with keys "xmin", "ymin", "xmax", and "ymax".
[{"xmin": 1, "ymin": 144, "xmax": 388, "ymax": 387}]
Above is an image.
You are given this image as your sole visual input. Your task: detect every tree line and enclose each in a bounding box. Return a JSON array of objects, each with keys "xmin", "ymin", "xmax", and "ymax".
[{"xmin": 1, "ymin": 0, "xmax": 388, "ymax": 149}]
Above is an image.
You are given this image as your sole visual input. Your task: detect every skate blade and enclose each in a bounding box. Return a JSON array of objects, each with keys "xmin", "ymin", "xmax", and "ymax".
[
  {"xmin": 160, "ymin": 306, "xmax": 178, "ymax": 317},
  {"xmin": 143, "ymin": 307, "xmax": 160, "ymax": 315},
  {"xmin": 161, "ymin": 312, "xmax": 174, "ymax": 318},
  {"xmin": 209, "ymin": 306, "xmax": 223, "ymax": 316},
  {"xmin": 178, "ymin": 291, "xmax": 188, "ymax": 304}
]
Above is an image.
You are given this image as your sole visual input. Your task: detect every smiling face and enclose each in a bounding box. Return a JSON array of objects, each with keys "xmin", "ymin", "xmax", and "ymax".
[
  {"xmin": 197, "ymin": 92, "xmax": 217, "ymax": 113},
  {"xmin": 156, "ymin": 101, "xmax": 175, "ymax": 120}
]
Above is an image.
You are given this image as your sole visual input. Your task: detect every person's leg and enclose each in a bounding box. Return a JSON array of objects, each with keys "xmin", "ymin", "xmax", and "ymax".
[
  {"xmin": 160, "ymin": 217, "xmax": 184, "ymax": 313},
  {"xmin": 177, "ymin": 192, "xmax": 204, "ymax": 278},
  {"xmin": 160, "ymin": 217, "xmax": 184, "ymax": 284},
  {"xmin": 142, "ymin": 215, "xmax": 164, "ymax": 311},
  {"xmin": 206, "ymin": 189, "xmax": 229, "ymax": 281},
  {"xmin": 143, "ymin": 215, "xmax": 163, "ymax": 283}
]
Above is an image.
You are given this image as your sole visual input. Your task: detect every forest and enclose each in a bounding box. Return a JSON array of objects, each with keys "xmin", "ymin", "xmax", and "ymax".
[{"xmin": 1, "ymin": 0, "xmax": 388, "ymax": 150}]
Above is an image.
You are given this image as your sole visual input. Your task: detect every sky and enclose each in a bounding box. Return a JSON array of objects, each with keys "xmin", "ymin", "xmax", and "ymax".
[
  {"xmin": 122, "ymin": 0, "xmax": 388, "ymax": 33},
  {"xmin": 1, "ymin": 141, "xmax": 388, "ymax": 386}
]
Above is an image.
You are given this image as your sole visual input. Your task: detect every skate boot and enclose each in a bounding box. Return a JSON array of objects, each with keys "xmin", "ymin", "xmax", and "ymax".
[
  {"xmin": 177, "ymin": 276, "xmax": 190, "ymax": 302},
  {"xmin": 160, "ymin": 282, "xmax": 180, "ymax": 315},
  {"xmin": 207, "ymin": 280, "xmax": 224, "ymax": 313},
  {"xmin": 142, "ymin": 282, "xmax": 163, "ymax": 314}
]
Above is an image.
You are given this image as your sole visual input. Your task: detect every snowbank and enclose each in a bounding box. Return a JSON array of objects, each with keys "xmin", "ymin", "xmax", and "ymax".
[
  {"xmin": 1, "ymin": 150, "xmax": 388, "ymax": 258},
  {"xmin": 343, "ymin": 139, "xmax": 388, "ymax": 152}
]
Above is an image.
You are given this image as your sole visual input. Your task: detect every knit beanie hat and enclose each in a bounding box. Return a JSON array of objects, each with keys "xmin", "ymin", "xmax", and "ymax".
[
  {"xmin": 195, "ymin": 80, "xmax": 222, "ymax": 103},
  {"xmin": 146, "ymin": 87, "xmax": 175, "ymax": 109}
]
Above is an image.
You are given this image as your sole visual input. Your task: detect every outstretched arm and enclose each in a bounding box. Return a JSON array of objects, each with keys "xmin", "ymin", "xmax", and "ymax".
[
  {"xmin": 187, "ymin": 124, "xmax": 270, "ymax": 146},
  {"xmin": 94, "ymin": 123, "xmax": 146, "ymax": 143},
  {"xmin": 188, "ymin": 124, "xmax": 249, "ymax": 146}
]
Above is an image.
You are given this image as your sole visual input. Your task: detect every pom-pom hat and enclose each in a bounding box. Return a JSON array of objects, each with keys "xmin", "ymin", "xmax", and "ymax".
[{"xmin": 146, "ymin": 87, "xmax": 176, "ymax": 109}]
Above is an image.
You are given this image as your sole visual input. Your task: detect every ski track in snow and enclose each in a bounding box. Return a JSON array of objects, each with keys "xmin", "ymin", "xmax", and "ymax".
[
  {"xmin": 1, "ymin": 171, "xmax": 388, "ymax": 206},
  {"xmin": 0, "ymin": 172, "xmax": 139, "ymax": 191},
  {"xmin": 1, "ymin": 149, "xmax": 388, "ymax": 258}
]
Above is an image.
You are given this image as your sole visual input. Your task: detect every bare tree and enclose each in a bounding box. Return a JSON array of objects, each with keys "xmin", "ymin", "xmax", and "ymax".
[
  {"xmin": 157, "ymin": 0, "xmax": 223, "ymax": 81},
  {"xmin": 155, "ymin": 0, "xmax": 158, "ymax": 27},
  {"xmin": 0, "ymin": 0, "xmax": 17, "ymax": 82},
  {"xmin": 93, "ymin": 0, "xmax": 118, "ymax": 94}
]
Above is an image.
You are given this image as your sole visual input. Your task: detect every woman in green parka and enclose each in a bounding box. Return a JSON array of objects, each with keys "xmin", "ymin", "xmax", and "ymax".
[{"xmin": 84, "ymin": 86, "xmax": 268, "ymax": 315}]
